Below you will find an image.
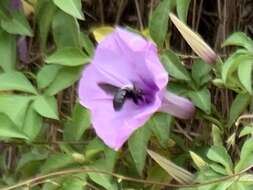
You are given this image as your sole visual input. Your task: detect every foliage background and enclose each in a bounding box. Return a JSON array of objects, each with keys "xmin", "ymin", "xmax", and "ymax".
[{"xmin": 0, "ymin": 0, "xmax": 252, "ymax": 189}]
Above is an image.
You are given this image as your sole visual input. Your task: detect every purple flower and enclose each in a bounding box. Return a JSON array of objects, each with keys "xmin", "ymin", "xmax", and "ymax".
[
  {"xmin": 78, "ymin": 27, "xmax": 195, "ymax": 150},
  {"xmin": 10, "ymin": 0, "xmax": 22, "ymax": 11},
  {"xmin": 17, "ymin": 36, "xmax": 29, "ymax": 63}
]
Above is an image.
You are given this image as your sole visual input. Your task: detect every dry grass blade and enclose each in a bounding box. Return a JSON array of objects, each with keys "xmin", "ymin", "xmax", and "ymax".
[{"xmin": 147, "ymin": 149, "xmax": 194, "ymax": 184}]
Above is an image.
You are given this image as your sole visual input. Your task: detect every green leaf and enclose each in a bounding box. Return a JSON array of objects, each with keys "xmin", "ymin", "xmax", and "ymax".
[
  {"xmin": 45, "ymin": 66, "xmax": 83, "ymax": 95},
  {"xmin": 33, "ymin": 95, "xmax": 59, "ymax": 120},
  {"xmin": 62, "ymin": 177, "xmax": 85, "ymax": 190},
  {"xmin": 16, "ymin": 149, "xmax": 48, "ymax": 174},
  {"xmin": 1, "ymin": 10, "xmax": 32, "ymax": 36},
  {"xmin": 40, "ymin": 153, "xmax": 75, "ymax": 174},
  {"xmin": 88, "ymin": 171, "xmax": 116, "ymax": 190},
  {"xmin": 215, "ymin": 180, "xmax": 235, "ymax": 190},
  {"xmin": 53, "ymin": 0, "xmax": 84, "ymax": 20},
  {"xmin": 37, "ymin": 65, "xmax": 62, "ymax": 89},
  {"xmin": 0, "ymin": 4, "xmax": 9, "ymax": 20},
  {"xmin": 22, "ymin": 104, "xmax": 42, "ymax": 140},
  {"xmin": 96, "ymin": 144, "xmax": 117, "ymax": 171},
  {"xmin": 176, "ymin": 0, "xmax": 191, "ymax": 23},
  {"xmin": 45, "ymin": 47, "xmax": 90, "ymax": 66},
  {"xmin": 147, "ymin": 150, "xmax": 194, "ymax": 184},
  {"xmin": 209, "ymin": 163, "xmax": 227, "ymax": 175},
  {"xmin": 222, "ymin": 32, "xmax": 253, "ymax": 52},
  {"xmin": 230, "ymin": 182, "xmax": 251, "ymax": 190},
  {"xmin": 0, "ymin": 29, "xmax": 16, "ymax": 71},
  {"xmin": 238, "ymin": 174, "xmax": 253, "ymax": 185},
  {"xmin": 80, "ymin": 32, "xmax": 94, "ymax": 56},
  {"xmin": 212, "ymin": 125, "xmax": 223, "ymax": 146},
  {"xmin": 207, "ymin": 145, "xmax": 233, "ymax": 174},
  {"xmin": 150, "ymin": 113, "xmax": 173, "ymax": 147},
  {"xmin": 149, "ymin": 0, "xmax": 176, "ymax": 47},
  {"xmin": 228, "ymin": 93, "xmax": 251, "ymax": 128},
  {"xmin": 84, "ymin": 138, "xmax": 105, "ymax": 160},
  {"xmin": 0, "ymin": 71, "xmax": 37, "ymax": 94},
  {"xmin": 128, "ymin": 125, "xmax": 151, "ymax": 175},
  {"xmin": 238, "ymin": 60, "xmax": 252, "ymax": 94},
  {"xmin": 36, "ymin": 0, "xmax": 57, "ymax": 50},
  {"xmin": 187, "ymin": 88, "xmax": 211, "ymax": 114},
  {"xmin": 193, "ymin": 169, "xmax": 221, "ymax": 190},
  {"xmin": 161, "ymin": 50, "xmax": 191, "ymax": 81},
  {"xmin": 0, "ymin": 95, "xmax": 34, "ymax": 128},
  {"xmin": 0, "ymin": 114, "xmax": 29, "ymax": 140},
  {"xmin": 52, "ymin": 10, "xmax": 81, "ymax": 48},
  {"xmin": 147, "ymin": 164, "xmax": 171, "ymax": 190},
  {"xmin": 192, "ymin": 59, "xmax": 211, "ymax": 88},
  {"xmin": 235, "ymin": 139, "xmax": 253, "ymax": 172},
  {"xmin": 88, "ymin": 148, "xmax": 117, "ymax": 190},
  {"xmin": 64, "ymin": 103, "xmax": 90, "ymax": 141},
  {"xmin": 239, "ymin": 124, "xmax": 253, "ymax": 138},
  {"xmin": 222, "ymin": 50, "xmax": 252, "ymax": 83},
  {"xmin": 168, "ymin": 82, "xmax": 189, "ymax": 95}
]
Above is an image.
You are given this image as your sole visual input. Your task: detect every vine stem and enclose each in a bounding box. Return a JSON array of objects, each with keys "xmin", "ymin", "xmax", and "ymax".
[
  {"xmin": 1, "ymin": 166, "xmax": 251, "ymax": 190},
  {"xmin": 235, "ymin": 114, "xmax": 253, "ymax": 126}
]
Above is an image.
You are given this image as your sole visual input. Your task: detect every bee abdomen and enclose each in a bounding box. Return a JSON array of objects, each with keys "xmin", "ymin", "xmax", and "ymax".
[{"xmin": 113, "ymin": 89, "xmax": 127, "ymax": 111}]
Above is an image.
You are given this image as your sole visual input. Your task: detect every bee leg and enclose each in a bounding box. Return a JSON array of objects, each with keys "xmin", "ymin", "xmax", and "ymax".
[{"xmin": 132, "ymin": 94, "xmax": 144, "ymax": 105}]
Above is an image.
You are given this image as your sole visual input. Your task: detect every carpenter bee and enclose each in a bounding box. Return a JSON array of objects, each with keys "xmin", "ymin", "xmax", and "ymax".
[{"xmin": 98, "ymin": 82, "xmax": 143, "ymax": 111}]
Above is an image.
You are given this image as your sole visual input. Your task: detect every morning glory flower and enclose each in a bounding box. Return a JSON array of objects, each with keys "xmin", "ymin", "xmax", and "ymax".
[
  {"xmin": 10, "ymin": 0, "xmax": 22, "ymax": 10},
  {"xmin": 78, "ymin": 27, "xmax": 195, "ymax": 150},
  {"xmin": 17, "ymin": 36, "xmax": 29, "ymax": 63}
]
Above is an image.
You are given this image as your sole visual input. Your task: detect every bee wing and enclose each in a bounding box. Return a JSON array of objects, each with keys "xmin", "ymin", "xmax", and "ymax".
[{"xmin": 98, "ymin": 83, "xmax": 119, "ymax": 95}]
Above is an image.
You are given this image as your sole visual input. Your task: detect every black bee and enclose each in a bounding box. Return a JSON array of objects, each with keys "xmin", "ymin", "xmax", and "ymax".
[{"xmin": 98, "ymin": 82, "xmax": 143, "ymax": 111}]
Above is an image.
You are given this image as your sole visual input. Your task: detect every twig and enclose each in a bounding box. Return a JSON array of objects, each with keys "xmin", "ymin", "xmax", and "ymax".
[
  {"xmin": 85, "ymin": 182, "xmax": 101, "ymax": 190},
  {"xmin": 176, "ymin": 53, "xmax": 227, "ymax": 59},
  {"xmin": 99, "ymin": 0, "xmax": 104, "ymax": 24},
  {"xmin": 235, "ymin": 114, "xmax": 253, "ymax": 126},
  {"xmin": 174, "ymin": 122, "xmax": 193, "ymax": 141},
  {"xmin": 134, "ymin": 0, "xmax": 144, "ymax": 30},
  {"xmin": 0, "ymin": 166, "xmax": 252, "ymax": 190},
  {"xmin": 83, "ymin": 10, "xmax": 97, "ymax": 21},
  {"xmin": 0, "ymin": 140, "xmax": 89, "ymax": 146},
  {"xmin": 195, "ymin": 0, "xmax": 203, "ymax": 30},
  {"xmin": 192, "ymin": 0, "xmax": 196, "ymax": 28},
  {"xmin": 115, "ymin": 0, "xmax": 127, "ymax": 25},
  {"xmin": 149, "ymin": 0, "xmax": 154, "ymax": 19}
]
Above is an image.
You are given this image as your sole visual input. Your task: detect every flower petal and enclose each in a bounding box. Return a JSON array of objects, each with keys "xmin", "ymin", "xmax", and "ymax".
[
  {"xmin": 90, "ymin": 96, "xmax": 161, "ymax": 150},
  {"xmin": 159, "ymin": 91, "xmax": 195, "ymax": 119},
  {"xmin": 95, "ymin": 27, "xmax": 168, "ymax": 92},
  {"xmin": 78, "ymin": 64, "xmax": 121, "ymax": 108},
  {"xmin": 115, "ymin": 27, "xmax": 148, "ymax": 51},
  {"xmin": 115, "ymin": 27, "xmax": 168, "ymax": 90},
  {"xmin": 17, "ymin": 37, "xmax": 29, "ymax": 63},
  {"xmin": 92, "ymin": 30, "xmax": 144, "ymax": 86},
  {"xmin": 10, "ymin": 0, "xmax": 22, "ymax": 10},
  {"xmin": 144, "ymin": 45, "xmax": 169, "ymax": 90},
  {"xmin": 79, "ymin": 63, "xmax": 163, "ymax": 150}
]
